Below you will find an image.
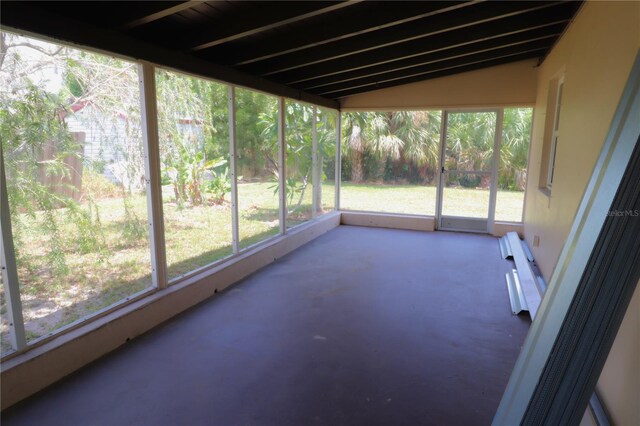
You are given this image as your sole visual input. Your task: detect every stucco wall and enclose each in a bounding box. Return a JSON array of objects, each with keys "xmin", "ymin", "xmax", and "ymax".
[
  {"xmin": 522, "ymin": 2, "xmax": 639, "ymax": 425},
  {"xmin": 339, "ymin": 59, "xmax": 538, "ymax": 111},
  {"xmin": 523, "ymin": 1, "xmax": 639, "ymax": 280}
]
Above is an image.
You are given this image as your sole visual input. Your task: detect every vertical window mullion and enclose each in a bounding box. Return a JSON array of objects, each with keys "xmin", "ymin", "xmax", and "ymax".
[
  {"xmin": 138, "ymin": 62, "xmax": 167, "ymax": 289},
  {"xmin": 312, "ymin": 106, "xmax": 319, "ymax": 219},
  {"xmin": 335, "ymin": 112, "xmax": 342, "ymax": 211},
  {"xmin": 228, "ymin": 87, "xmax": 240, "ymax": 253},
  {"xmin": 0, "ymin": 145, "xmax": 27, "ymax": 351},
  {"xmin": 278, "ymin": 98, "xmax": 286, "ymax": 235},
  {"xmin": 488, "ymin": 109, "xmax": 504, "ymax": 232}
]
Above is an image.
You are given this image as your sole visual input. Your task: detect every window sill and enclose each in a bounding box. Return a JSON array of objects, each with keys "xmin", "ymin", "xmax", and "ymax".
[{"xmin": 539, "ymin": 187, "xmax": 552, "ymax": 198}]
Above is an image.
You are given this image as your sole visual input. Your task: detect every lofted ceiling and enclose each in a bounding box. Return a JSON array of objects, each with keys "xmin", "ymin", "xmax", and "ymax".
[{"xmin": 0, "ymin": 1, "xmax": 582, "ymax": 108}]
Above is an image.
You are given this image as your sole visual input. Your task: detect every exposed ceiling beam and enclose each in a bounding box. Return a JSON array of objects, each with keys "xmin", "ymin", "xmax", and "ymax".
[
  {"xmin": 190, "ymin": 1, "xmax": 363, "ymax": 52},
  {"xmin": 302, "ymin": 35, "xmax": 558, "ymax": 93},
  {"xmin": 269, "ymin": 15, "xmax": 570, "ymax": 86},
  {"xmin": 310, "ymin": 41, "xmax": 552, "ymax": 95},
  {"xmin": 252, "ymin": 1, "xmax": 570, "ymax": 77},
  {"xmin": 231, "ymin": 1, "xmax": 475, "ymax": 66},
  {"xmin": 329, "ymin": 51, "xmax": 545, "ymax": 99},
  {"xmin": 291, "ymin": 22, "xmax": 566, "ymax": 88},
  {"xmin": 0, "ymin": 2, "xmax": 338, "ymax": 109},
  {"xmin": 120, "ymin": 1, "xmax": 201, "ymax": 30}
]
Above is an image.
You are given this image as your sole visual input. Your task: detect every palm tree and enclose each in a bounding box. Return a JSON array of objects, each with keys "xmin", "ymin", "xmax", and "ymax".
[
  {"xmin": 500, "ymin": 108, "xmax": 532, "ymax": 190},
  {"xmin": 342, "ymin": 111, "xmax": 441, "ymax": 183},
  {"xmin": 445, "ymin": 112, "xmax": 496, "ymax": 173},
  {"xmin": 341, "ymin": 112, "xmax": 368, "ymax": 183}
]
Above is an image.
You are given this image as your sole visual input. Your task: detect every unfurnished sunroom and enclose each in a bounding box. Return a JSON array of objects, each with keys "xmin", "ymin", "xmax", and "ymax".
[{"xmin": 0, "ymin": 1, "xmax": 638, "ymax": 425}]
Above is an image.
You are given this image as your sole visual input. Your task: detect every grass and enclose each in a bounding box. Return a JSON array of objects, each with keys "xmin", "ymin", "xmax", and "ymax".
[
  {"xmin": 0, "ymin": 180, "xmax": 523, "ymax": 353},
  {"xmin": 340, "ymin": 182, "xmax": 524, "ymax": 222}
]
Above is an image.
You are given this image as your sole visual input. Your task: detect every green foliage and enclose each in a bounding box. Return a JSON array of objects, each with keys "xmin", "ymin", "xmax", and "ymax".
[
  {"xmin": 156, "ymin": 69, "xmax": 234, "ymax": 208},
  {"xmin": 164, "ymin": 151, "xmax": 228, "ymax": 207},
  {"xmin": 341, "ymin": 109, "xmax": 531, "ymax": 190},
  {"xmin": 236, "ymin": 88, "xmax": 278, "ymax": 177},
  {"xmin": 500, "ymin": 108, "xmax": 532, "ymax": 190},
  {"xmin": 121, "ymin": 195, "xmax": 147, "ymax": 244},
  {"xmin": 459, "ymin": 174, "xmax": 482, "ymax": 188},
  {"xmin": 1, "ymin": 31, "xmax": 153, "ymax": 290},
  {"xmin": 64, "ymin": 58, "xmax": 85, "ymax": 98},
  {"xmin": 0, "ymin": 74, "xmax": 78, "ymax": 277},
  {"xmin": 342, "ymin": 111, "xmax": 441, "ymax": 184},
  {"xmin": 204, "ymin": 166, "xmax": 232, "ymax": 204},
  {"xmin": 65, "ymin": 199, "xmax": 106, "ymax": 256}
]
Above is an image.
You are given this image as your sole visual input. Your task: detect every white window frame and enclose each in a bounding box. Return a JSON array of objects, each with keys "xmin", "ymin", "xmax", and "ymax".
[{"xmin": 546, "ymin": 76, "xmax": 564, "ymax": 189}]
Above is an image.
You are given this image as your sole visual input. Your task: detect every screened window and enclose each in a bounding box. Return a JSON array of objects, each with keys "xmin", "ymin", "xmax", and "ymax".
[
  {"xmin": 317, "ymin": 108, "xmax": 337, "ymax": 215},
  {"xmin": 1, "ymin": 32, "xmax": 153, "ymax": 344},
  {"xmin": 234, "ymin": 88, "xmax": 281, "ymax": 249},
  {"xmin": 340, "ymin": 111, "xmax": 441, "ymax": 215},
  {"xmin": 495, "ymin": 108, "xmax": 533, "ymax": 222},
  {"xmin": 156, "ymin": 69, "xmax": 232, "ymax": 281},
  {"xmin": 285, "ymin": 101, "xmax": 314, "ymax": 228}
]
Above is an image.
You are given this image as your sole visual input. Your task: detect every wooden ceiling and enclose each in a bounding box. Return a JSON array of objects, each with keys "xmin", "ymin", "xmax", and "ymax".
[{"xmin": 1, "ymin": 1, "xmax": 582, "ymax": 108}]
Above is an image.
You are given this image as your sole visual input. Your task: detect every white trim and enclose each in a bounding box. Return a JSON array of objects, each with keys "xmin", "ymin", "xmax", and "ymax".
[
  {"xmin": 278, "ymin": 97, "xmax": 286, "ymax": 235},
  {"xmin": 435, "ymin": 110, "xmax": 447, "ymax": 226},
  {"xmin": 494, "ymin": 53, "xmax": 640, "ymax": 426},
  {"xmin": 138, "ymin": 62, "xmax": 167, "ymax": 289},
  {"xmin": 312, "ymin": 106, "xmax": 319, "ymax": 218},
  {"xmin": 0, "ymin": 145, "xmax": 27, "ymax": 351},
  {"xmin": 546, "ymin": 75, "xmax": 564, "ymax": 189},
  {"xmin": 488, "ymin": 109, "xmax": 504, "ymax": 234},
  {"xmin": 520, "ymin": 109, "xmax": 535, "ymax": 223},
  {"xmin": 438, "ymin": 109, "xmax": 500, "ymax": 232},
  {"xmin": 228, "ymin": 86, "xmax": 240, "ymax": 254},
  {"xmin": 335, "ymin": 112, "xmax": 342, "ymax": 210}
]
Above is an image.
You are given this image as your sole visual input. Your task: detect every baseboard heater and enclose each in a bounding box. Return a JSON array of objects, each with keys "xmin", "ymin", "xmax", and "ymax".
[{"xmin": 500, "ymin": 232, "xmax": 542, "ymax": 318}]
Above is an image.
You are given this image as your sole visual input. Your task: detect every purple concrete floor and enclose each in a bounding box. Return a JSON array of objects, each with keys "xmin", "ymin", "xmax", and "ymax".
[{"xmin": 2, "ymin": 226, "xmax": 530, "ymax": 426}]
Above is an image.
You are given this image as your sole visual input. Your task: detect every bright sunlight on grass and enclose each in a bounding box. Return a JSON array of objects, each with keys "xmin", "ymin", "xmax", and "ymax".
[{"xmin": 341, "ymin": 183, "xmax": 524, "ymax": 221}]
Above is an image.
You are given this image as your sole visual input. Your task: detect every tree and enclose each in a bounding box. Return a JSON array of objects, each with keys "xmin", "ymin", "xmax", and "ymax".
[
  {"xmin": 341, "ymin": 109, "xmax": 531, "ymax": 190},
  {"xmin": 342, "ymin": 111, "xmax": 441, "ymax": 183},
  {"xmin": 155, "ymin": 69, "xmax": 231, "ymax": 207},
  {"xmin": 500, "ymin": 108, "xmax": 532, "ymax": 190},
  {"xmin": 341, "ymin": 112, "xmax": 368, "ymax": 183},
  {"xmin": 235, "ymin": 89, "xmax": 278, "ymax": 178},
  {"xmin": 0, "ymin": 31, "xmax": 152, "ymax": 281}
]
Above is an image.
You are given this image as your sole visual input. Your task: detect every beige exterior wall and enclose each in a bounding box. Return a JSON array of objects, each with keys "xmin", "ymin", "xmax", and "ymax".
[
  {"xmin": 524, "ymin": 1, "xmax": 639, "ymax": 280},
  {"xmin": 522, "ymin": 2, "xmax": 639, "ymax": 425},
  {"xmin": 339, "ymin": 59, "xmax": 538, "ymax": 110}
]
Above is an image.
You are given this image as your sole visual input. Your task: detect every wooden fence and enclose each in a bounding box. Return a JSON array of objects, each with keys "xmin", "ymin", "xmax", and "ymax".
[{"xmin": 37, "ymin": 132, "xmax": 85, "ymax": 202}]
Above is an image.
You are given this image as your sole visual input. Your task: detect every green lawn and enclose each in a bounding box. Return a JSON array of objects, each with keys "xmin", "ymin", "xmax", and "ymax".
[
  {"xmin": 1, "ymin": 180, "xmax": 523, "ymax": 353},
  {"xmin": 341, "ymin": 182, "xmax": 524, "ymax": 222}
]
